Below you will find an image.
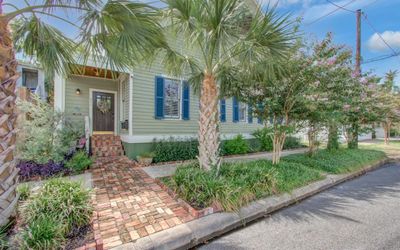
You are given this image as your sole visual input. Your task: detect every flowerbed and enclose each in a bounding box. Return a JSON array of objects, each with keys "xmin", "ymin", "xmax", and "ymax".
[
  {"xmin": 161, "ymin": 160, "xmax": 322, "ymax": 212},
  {"xmin": 5, "ymin": 179, "xmax": 94, "ymax": 249},
  {"xmin": 161, "ymin": 149, "xmax": 386, "ymax": 213},
  {"xmin": 18, "ymin": 150, "xmax": 93, "ymax": 182}
]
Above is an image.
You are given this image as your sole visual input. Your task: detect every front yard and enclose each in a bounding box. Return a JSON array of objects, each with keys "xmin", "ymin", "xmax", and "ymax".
[{"xmin": 161, "ymin": 148, "xmax": 387, "ymax": 212}]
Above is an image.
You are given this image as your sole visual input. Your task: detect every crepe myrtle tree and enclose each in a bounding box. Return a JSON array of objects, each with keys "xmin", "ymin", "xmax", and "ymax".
[
  {"xmin": 375, "ymin": 70, "xmax": 400, "ymax": 144},
  {"xmin": 341, "ymin": 73, "xmax": 380, "ymax": 149},
  {"xmin": 0, "ymin": 0, "xmax": 164, "ymax": 226},
  {"xmin": 160, "ymin": 0, "xmax": 294, "ymax": 170},
  {"xmin": 302, "ymin": 33, "xmax": 355, "ymax": 153},
  {"xmin": 230, "ymin": 44, "xmax": 310, "ymax": 164}
]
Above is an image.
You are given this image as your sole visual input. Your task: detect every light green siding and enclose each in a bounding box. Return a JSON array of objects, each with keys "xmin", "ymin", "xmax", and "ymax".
[
  {"xmin": 131, "ymin": 63, "xmax": 263, "ymax": 136},
  {"xmin": 64, "ymin": 75, "xmax": 119, "ymax": 129}
]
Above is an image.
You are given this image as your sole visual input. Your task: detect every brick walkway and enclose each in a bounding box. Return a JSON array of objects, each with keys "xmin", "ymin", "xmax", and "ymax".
[{"xmin": 90, "ymin": 157, "xmax": 194, "ymax": 249}]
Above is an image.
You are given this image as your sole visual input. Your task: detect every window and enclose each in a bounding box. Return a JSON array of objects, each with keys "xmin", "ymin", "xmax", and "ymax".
[
  {"xmin": 164, "ymin": 78, "xmax": 181, "ymax": 118},
  {"xmin": 22, "ymin": 69, "xmax": 38, "ymax": 91},
  {"xmin": 239, "ymin": 102, "xmax": 247, "ymax": 122}
]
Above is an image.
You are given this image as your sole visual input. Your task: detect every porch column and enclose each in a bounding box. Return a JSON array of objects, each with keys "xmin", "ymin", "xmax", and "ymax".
[
  {"xmin": 128, "ymin": 74, "xmax": 134, "ymax": 136},
  {"xmin": 54, "ymin": 73, "xmax": 65, "ymax": 112}
]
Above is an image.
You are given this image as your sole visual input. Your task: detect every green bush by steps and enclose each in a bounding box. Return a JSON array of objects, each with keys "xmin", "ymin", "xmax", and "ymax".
[{"xmin": 65, "ymin": 150, "xmax": 93, "ymax": 172}]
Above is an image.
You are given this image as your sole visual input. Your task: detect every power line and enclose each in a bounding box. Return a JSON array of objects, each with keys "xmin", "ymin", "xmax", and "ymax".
[
  {"xmin": 306, "ymin": 0, "xmax": 358, "ymax": 26},
  {"xmin": 362, "ymin": 12, "xmax": 400, "ymax": 62},
  {"xmin": 326, "ymin": 0, "xmax": 355, "ymax": 13},
  {"xmin": 362, "ymin": 52, "xmax": 400, "ymax": 65}
]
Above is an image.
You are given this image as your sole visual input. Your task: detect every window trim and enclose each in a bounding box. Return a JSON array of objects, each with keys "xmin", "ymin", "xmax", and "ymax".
[
  {"xmin": 162, "ymin": 77, "xmax": 184, "ymax": 120},
  {"xmin": 238, "ymin": 102, "xmax": 247, "ymax": 123}
]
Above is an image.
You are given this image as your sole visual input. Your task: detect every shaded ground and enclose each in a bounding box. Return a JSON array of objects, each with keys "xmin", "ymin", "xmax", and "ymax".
[{"xmin": 199, "ymin": 163, "xmax": 400, "ymax": 250}]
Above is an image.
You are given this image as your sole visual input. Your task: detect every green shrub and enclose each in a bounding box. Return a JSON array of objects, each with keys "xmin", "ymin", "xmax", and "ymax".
[
  {"xmin": 20, "ymin": 215, "xmax": 65, "ymax": 250},
  {"xmin": 221, "ymin": 135, "xmax": 250, "ymax": 156},
  {"xmin": 252, "ymin": 128, "xmax": 273, "ymax": 151},
  {"xmin": 20, "ymin": 179, "xmax": 92, "ymax": 234},
  {"xmin": 65, "ymin": 151, "xmax": 92, "ymax": 172},
  {"xmin": 17, "ymin": 95, "xmax": 84, "ymax": 164},
  {"xmin": 164, "ymin": 160, "xmax": 321, "ymax": 211},
  {"xmin": 283, "ymin": 136, "xmax": 303, "ymax": 149},
  {"xmin": 152, "ymin": 138, "xmax": 198, "ymax": 163},
  {"xmin": 17, "ymin": 184, "xmax": 31, "ymax": 201}
]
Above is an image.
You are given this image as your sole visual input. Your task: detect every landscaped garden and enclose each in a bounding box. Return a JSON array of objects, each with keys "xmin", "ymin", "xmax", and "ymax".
[
  {"xmin": 16, "ymin": 96, "xmax": 93, "ymax": 182},
  {"xmin": 161, "ymin": 148, "xmax": 387, "ymax": 212},
  {"xmin": 1, "ymin": 179, "xmax": 93, "ymax": 249},
  {"xmin": 150, "ymin": 133, "xmax": 305, "ymax": 164},
  {"xmin": 1, "ymin": 0, "xmax": 400, "ymax": 248}
]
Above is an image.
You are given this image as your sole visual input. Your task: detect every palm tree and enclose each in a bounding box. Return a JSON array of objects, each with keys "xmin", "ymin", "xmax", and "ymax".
[
  {"xmin": 0, "ymin": 0, "xmax": 164, "ymax": 226},
  {"xmin": 161, "ymin": 0, "xmax": 294, "ymax": 171}
]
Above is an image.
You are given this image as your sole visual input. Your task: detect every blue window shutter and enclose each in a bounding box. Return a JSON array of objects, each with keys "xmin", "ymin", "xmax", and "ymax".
[
  {"xmin": 233, "ymin": 97, "xmax": 239, "ymax": 123},
  {"xmin": 155, "ymin": 76, "xmax": 164, "ymax": 119},
  {"xmin": 182, "ymin": 81, "xmax": 190, "ymax": 120},
  {"xmin": 248, "ymin": 104, "xmax": 253, "ymax": 123},
  {"xmin": 257, "ymin": 103, "xmax": 263, "ymax": 124},
  {"xmin": 220, "ymin": 99, "xmax": 226, "ymax": 122}
]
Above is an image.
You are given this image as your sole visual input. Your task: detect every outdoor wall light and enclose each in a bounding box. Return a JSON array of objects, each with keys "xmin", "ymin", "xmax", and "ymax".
[{"xmin": 76, "ymin": 88, "xmax": 81, "ymax": 95}]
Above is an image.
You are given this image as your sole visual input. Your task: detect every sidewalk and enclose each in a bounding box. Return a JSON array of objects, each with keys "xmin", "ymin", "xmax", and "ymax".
[{"xmin": 143, "ymin": 148, "xmax": 308, "ymax": 178}]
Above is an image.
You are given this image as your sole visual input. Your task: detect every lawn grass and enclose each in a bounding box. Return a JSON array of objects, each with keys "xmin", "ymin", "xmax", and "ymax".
[
  {"xmin": 359, "ymin": 140, "xmax": 400, "ymax": 158},
  {"xmin": 283, "ymin": 149, "xmax": 386, "ymax": 174},
  {"xmin": 162, "ymin": 148, "xmax": 387, "ymax": 212}
]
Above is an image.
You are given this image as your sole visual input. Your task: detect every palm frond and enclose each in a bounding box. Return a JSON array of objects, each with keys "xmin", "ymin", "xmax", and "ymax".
[
  {"xmin": 42, "ymin": 0, "xmax": 100, "ymax": 10},
  {"xmin": 162, "ymin": 47, "xmax": 202, "ymax": 78},
  {"xmin": 12, "ymin": 16, "xmax": 77, "ymax": 75},
  {"xmin": 78, "ymin": 0, "xmax": 165, "ymax": 72}
]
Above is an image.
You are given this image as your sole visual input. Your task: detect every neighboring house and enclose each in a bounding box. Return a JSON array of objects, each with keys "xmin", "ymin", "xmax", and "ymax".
[{"xmin": 16, "ymin": 61, "xmax": 47, "ymax": 100}]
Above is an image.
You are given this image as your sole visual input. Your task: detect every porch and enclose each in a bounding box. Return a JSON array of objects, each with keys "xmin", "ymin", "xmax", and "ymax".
[{"xmin": 53, "ymin": 65, "xmax": 134, "ymax": 137}]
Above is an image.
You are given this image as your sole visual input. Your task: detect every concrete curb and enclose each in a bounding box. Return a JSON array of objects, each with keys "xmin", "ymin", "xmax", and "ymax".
[{"xmin": 113, "ymin": 158, "xmax": 394, "ymax": 250}]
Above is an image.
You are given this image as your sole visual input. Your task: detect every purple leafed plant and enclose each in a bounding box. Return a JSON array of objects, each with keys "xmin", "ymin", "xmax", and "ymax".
[{"xmin": 17, "ymin": 161, "xmax": 68, "ymax": 181}]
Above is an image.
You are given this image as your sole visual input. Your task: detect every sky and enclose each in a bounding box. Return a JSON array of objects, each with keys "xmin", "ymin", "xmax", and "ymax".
[
  {"xmin": 261, "ymin": 0, "xmax": 400, "ymax": 83},
  {"xmin": 5, "ymin": 0, "xmax": 400, "ymax": 83}
]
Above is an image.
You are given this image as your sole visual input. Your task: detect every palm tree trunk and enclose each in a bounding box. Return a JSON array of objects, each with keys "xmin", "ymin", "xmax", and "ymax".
[
  {"xmin": 0, "ymin": 14, "xmax": 19, "ymax": 226},
  {"xmin": 198, "ymin": 73, "xmax": 220, "ymax": 171}
]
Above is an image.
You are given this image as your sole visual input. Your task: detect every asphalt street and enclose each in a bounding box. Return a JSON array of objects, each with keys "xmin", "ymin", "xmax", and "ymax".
[{"xmin": 199, "ymin": 163, "xmax": 400, "ymax": 250}]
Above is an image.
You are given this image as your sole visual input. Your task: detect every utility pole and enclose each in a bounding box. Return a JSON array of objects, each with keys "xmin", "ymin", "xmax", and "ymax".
[{"xmin": 355, "ymin": 9, "xmax": 362, "ymax": 75}]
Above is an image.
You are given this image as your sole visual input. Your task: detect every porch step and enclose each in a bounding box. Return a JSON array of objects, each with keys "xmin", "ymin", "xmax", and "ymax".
[{"xmin": 91, "ymin": 135, "xmax": 125, "ymax": 157}]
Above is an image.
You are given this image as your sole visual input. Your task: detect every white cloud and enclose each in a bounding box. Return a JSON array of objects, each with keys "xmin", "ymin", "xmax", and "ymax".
[{"xmin": 367, "ymin": 31, "xmax": 400, "ymax": 52}]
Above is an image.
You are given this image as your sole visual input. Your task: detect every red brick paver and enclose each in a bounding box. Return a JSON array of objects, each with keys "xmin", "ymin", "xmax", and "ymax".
[{"xmin": 90, "ymin": 156, "xmax": 193, "ymax": 249}]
